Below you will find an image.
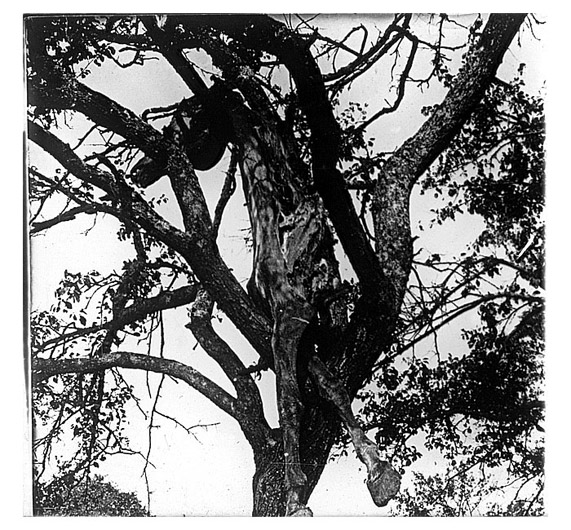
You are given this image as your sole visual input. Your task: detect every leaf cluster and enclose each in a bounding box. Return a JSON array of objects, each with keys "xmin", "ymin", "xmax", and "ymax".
[
  {"xmin": 358, "ymin": 299, "xmax": 543, "ymax": 473},
  {"xmin": 420, "ymin": 72, "xmax": 544, "ymax": 269},
  {"xmin": 34, "ymin": 474, "xmax": 147, "ymax": 516}
]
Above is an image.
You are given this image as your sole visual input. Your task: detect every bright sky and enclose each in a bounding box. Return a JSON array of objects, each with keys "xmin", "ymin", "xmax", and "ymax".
[{"xmin": 17, "ymin": 7, "xmax": 566, "ymax": 523}]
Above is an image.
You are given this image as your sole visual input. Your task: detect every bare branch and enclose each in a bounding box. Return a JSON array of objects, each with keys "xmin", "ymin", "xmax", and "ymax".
[
  {"xmin": 387, "ymin": 291, "xmax": 542, "ymax": 363},
  {"xmin": 33, "ymin": 351, "xmax": 237, "ymax": 418},
  {"xmin": 38, "ymin": 285, "xmax": 199, "ymax": 352},
  {"xmin": 31, "ymin": 204, "xmax": 99, "ymax": 234},
  {"xmin": 351, "ymin": 33, "xmax": 418, "ymax": 135},
  {"xmin": 322, "ymin": 14, "xmax": 412, "ymax": 89}
]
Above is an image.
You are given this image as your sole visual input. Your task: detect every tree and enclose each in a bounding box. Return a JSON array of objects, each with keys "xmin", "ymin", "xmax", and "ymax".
[
  {"xmin": 26, "ymin": 14, "xmax": 544, "ymax": 516},
  {"xmin": 34, "ymin": 475, "xmax": 148, "ymax": 516}
]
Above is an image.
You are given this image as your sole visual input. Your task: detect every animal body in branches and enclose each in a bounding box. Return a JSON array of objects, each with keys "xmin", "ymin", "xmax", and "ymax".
[{"xmin": 131, "ymin": 86, "xmax": 238, "ymax": 187}]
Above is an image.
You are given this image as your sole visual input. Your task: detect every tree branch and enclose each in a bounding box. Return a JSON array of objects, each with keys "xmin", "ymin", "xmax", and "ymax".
[
  {"xmin": 38, "ymin": 285, "xmax": 200, "ymax": 352},
  {"xmin": 372, "ymin": 14, "xmax": 527, "ymax": 310},
  {"xmin": 28, "ymin": 119, "xmax": 273, "ymax": 362},
  {"xmin": 187, "ymin": 289, "xmax": 271, "ymax": 450},
  {"xmin": 33, "ymin": 351, "xmax": 237, "ymax": 418},
  {"xmin": 212, "ymin": 148, "xmax": 238, "ymax": 239},
  {"xmin": 322, "ymin": 14, "xmax": 411, "ymax": 88},
  {"xmin": 389, "ymin": 291, "xmax": 542, "ymax": 363},
  {"xmin": 31, "ymin": 204, "xmax": 99, "ymax": 234},
  {"xmin": 351, "ymin": 30, "xmax": 418, "ymax": 135},
  {"xmin": 380, "ymin": 14, "xmax": 528, "ymax": 191},
  {"xmin": 140, "ymin": 16, "xmax": 209, "ymax": 96}
]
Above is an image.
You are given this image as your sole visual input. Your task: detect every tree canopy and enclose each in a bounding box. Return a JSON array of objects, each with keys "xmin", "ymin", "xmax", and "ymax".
[{"xmin": 26, "ymin": 13, "xmax": 544, "ymax": 516}]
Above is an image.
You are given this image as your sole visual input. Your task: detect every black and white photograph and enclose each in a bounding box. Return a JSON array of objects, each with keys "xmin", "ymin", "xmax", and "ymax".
[{"xmin": 23, "ymin": 12, "xmax": 547, "ymax": 517}]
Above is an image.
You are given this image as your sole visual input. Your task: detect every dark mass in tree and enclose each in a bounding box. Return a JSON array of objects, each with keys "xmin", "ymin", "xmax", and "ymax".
[{"xmin": 26, "ymin": 13, "xmax": 544, "ymax": 516}]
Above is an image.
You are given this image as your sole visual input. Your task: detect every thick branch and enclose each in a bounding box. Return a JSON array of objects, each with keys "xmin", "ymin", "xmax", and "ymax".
[
  {"xmin": 33, "ymin": 351, "xmax": 236, "ymax": 418},
  {"xmin": 50, "ymin": 81, "xmax": 171, "ymax": 164},
  {"xmin": 28, "ymin": 120, "xmax": 273, "ymax": 362},
  {"xmin": 380, "ymin": 14, "xmax": 528, "ymax": 190},
  {"xmin": 372, "ymin": 14, "xmax": 527, "ymax": 310},
  {"xmin": 188, "ymin": 289, "xmax": 271, "ymax": 450}
]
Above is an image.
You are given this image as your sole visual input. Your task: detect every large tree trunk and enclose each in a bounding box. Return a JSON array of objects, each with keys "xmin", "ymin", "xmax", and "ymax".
[
  {"xmin": 251, "ymin": 405, "xmax": 341, "ymax": 516},
  {"xmin": 252, "ymin": 442, "xmax": 288, "ymax": 517}
]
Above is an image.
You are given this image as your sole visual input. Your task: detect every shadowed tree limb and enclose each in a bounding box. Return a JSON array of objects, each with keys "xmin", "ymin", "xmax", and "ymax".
[
  {"xmin": 139, "ymin": 16, "xmax": 210, "ymax": 97},
  {"xmin": 31, "ymin": 204, "xmax": 100, "ymax": 234},
  {"xmin": 372, "ymin": 13, "xmax": 528, "ymax": 312},
  {"xmin": 38, "ymin": 285, "xmax": 200, "ymax": 352},
  {"xmin": 379, "ymin": 14, "xmax": 528, "ymax": 192}
]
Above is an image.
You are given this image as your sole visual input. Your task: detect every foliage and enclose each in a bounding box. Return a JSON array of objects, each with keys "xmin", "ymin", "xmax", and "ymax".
[
  {"xmin": 391, "ymin": 466, "xmax": 543, "ymax": 516},
  {"xmin": 34, "ymin": 474, "xmax": 148, "ymax": 516},
  {"xmin": 420, "ymin": 69, "xmax": 545, "ymax": 281}
]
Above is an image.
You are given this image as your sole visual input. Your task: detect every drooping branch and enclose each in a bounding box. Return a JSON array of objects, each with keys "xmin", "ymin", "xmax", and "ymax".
[{"xmin": 33, "ymin": 351, "xmax": 237, "ymax": 418}]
